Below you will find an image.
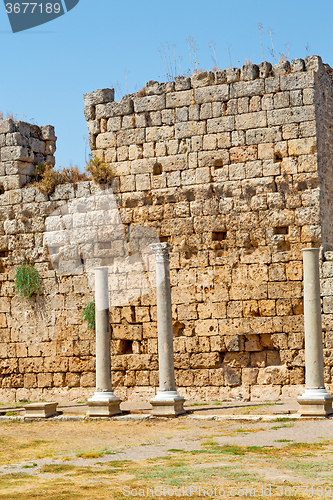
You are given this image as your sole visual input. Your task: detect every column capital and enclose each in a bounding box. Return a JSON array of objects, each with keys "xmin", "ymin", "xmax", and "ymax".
[{"xmin": 150, "ymin": 242, "xmax": 171, "ymax": 262}]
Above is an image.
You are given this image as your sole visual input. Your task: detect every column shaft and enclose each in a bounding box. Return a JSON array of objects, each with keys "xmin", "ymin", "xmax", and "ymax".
[
  {"xmin": 303, "ymin": 248, "xmax": 325, "ymax": 390},
  {"xmin": 155, "ymin": 248, "xmax": 176, "ymax": 392},
  {"xmin": 298, "ymin": 248, "xmax": 332, "ymax": 416},
  {"xmin": 150, "ymin": 243, "xmax": 185, "ymax": 416},
  {"xmin": 87, "ymin": 267, "xmax": 121, "ymax": 416},
  {"xmin": 95, "ymin": 267, "xmax": 112, "ymax": 393}
]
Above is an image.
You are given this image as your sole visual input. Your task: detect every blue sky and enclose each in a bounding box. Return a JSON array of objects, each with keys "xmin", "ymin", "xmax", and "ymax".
[{"xmin": 0, "ymin": 0, "xmax": 332, "ymax": 171}]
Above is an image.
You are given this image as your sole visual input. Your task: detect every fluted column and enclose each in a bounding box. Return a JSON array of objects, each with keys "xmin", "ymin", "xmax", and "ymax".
[
  {"xmin": 149, "ymin": 243, "xmax": 185, "ymax": 416},
  {"xmin": 87, "ymin": 267, "xmax": 121, "ymax": 417},
  {"xmin": 298, "ymin": 249, "xmax": 333, "ymax": 416}
]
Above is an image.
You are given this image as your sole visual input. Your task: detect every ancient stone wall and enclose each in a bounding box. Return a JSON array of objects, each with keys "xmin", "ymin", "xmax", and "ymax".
[
  {"xmin": 82, "ymin": 55, "xmax": 333, "ymax": 402},
  {"xmin": 1, "ymin": 55, "xmax": 333, "ymax": 403},
  {"xmin": 0, "ymin": 120, "xmax": 56, "ymax": 192}
]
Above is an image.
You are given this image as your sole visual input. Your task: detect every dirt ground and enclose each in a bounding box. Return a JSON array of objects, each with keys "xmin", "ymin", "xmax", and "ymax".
[{"xmin": 0, "ymin": 404, "xmax": 333, "ymax": 499}]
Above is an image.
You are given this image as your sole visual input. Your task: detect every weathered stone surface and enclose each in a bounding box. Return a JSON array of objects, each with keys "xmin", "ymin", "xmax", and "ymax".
[
  {"xmin": 134, "ymin": 95, "xmax": 166, "ymax": 113},
  {"xmin": 3, "ymin": 58, "xmax": 333, "ymax": 403},
  {"xmin": 191, "ymin": 71, "xmax": 214, "ymax": 88},
  {"xmin": 84, "ymin": 88, "xmax": 114, "ymax": 106},
  {"xmin": 272, "ymin": 60, "xmax": 290, "ymax": 76},
  {"xmin": 241, "ymin": 64, "xmax": 259, "ymax": 81},
  {"xmin": 259, "ymin": 62, "xmax": 272, "ymax": 79}
]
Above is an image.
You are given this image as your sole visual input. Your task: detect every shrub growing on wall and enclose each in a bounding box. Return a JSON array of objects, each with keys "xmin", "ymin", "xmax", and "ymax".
[
  {"xmin": 81, "ymin": 300, "xmax": 95, "ymax": 333},
  {"xmin": 15, "ymin": 264, "xmax": 41, "ymax": 298},
  {"xmin": 85, "ymin": 156, "xmax": 114, "ymax": 185}
]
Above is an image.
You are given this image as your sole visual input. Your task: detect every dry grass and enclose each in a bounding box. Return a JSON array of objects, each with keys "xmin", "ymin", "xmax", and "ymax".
[
  {"xmin": 0, "ymin": 111, "xmax": 17, "ymax": 121},
  {"xmin": 0, "ymin": 420, "xmax": 332, "ymax": 499},
  {"xmin": 28, "ymin": 155, "xmax": 114, "ymax": 196},
  {"xmin": 85, "ymin": 155, "xmax": 114, "ymax": 185},
  {"xmin": 137, "ymin": 87, "xmax": 146, "ymax": 97},
  {"xmin": 29, "ymin": 163, "xmax": 88, "ymax": 195}
]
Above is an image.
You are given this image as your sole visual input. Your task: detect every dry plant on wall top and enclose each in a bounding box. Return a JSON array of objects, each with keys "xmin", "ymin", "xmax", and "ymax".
[
  {"xmin": 85, "ymin": 155, "xmax": 114, "ymax": 185},
  {"xmin": 31, "ymin": 163, "xmax": 88, "ymax": 195},
  {"xmin": 30, "ymin": 156, "xmax": 114, "ymax": 196}
]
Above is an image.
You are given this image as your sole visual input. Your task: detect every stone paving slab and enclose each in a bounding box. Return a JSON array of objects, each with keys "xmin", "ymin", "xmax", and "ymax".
[
  {"xmin": 0, "ymin": 399, "xmax": 302, "ymax": 415},
  {"xmin": 0, "ymin": 397, "xmax": 330, "ymax": 422}
]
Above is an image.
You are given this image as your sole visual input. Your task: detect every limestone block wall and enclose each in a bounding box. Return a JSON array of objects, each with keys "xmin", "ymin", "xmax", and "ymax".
[
  {"xmin": 1, "ymin": 56, "xmax": 333, "ymax": 403},
  {"xmin": 0, "ymin": 119, "xmax": 56, "ymax": 192},
  {"xmin": 82, "ymin": 55, "xmax": 333, "ymax": 402}
]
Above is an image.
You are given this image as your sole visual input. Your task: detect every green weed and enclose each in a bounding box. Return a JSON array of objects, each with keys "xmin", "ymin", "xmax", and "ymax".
[
  {"xmin": 80, "ymin": 301, "xmax": 95, "ymax": 333},
  {"xmin": 15, "ymin": 264, "xmax": 41, "ymax": 298}
]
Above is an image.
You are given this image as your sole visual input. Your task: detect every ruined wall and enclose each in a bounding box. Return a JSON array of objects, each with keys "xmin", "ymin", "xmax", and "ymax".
[
  {"xmin": 83, "ymin": 55, "xmax": 333, "ymax": 402},
  {"xmin": 0, "ymin": 120, "xmax": 56, "ymax": 192},
  {"xmin": 0, "ymin": 55, "xmax": 333, "ymax": 404}
]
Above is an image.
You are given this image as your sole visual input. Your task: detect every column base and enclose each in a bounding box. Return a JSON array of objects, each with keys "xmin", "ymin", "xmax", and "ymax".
[
  {"xmin": 298, "ymin": 389, "xmax": 333, "ymax": 416},
  {"xmin": 150, "ymin": 391, "xmax": 186, "ymax": 417},
  {"xmin": 87, "ymin": 392, "xmax": 121, "ymax": 417},
  {"xmin": 24, "ymin": 402, "xmax": 58, "ymax": 419}
]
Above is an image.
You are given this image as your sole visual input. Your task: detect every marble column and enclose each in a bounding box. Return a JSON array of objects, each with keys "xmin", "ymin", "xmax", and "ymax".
[
  {"xmin": 87, "ymin": 267, "xmax": 121, "ymax": 417},
  {"xmin": 149, "ymin": 243, "xmax": 185, "ymax": 416},
  {"xmin": 298, "ymin": 248, "xmax": 333, "ymax": 416}
]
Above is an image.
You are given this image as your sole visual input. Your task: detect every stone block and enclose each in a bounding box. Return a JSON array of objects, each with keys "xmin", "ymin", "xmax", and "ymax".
[
  {"xmin": 288, "ymin": 137, "xmax": 316, "ymax": 156},
  {"xmin": 65, "ymin": 373, "xmax": 80, "ymax": 387},
  {"xmin": 166, "ymin": 90, "xmax": 194, "ymax": 108},
  {"xmin": 1, "ymin": 146, "xmax": 34, "ymax": 162},
  {"xmin": 24, "ymin": 402, "xmax": 58, "ymax": 419},
  {"xmin": 96, "ymin": 100, "xmax": 133, "ymax": 120},
  {"xmin": 193, "ymin": 369, "xmax": 210, "ymax": 386},
  {"xmin": 215, "ymin": 69, "xmax": 227, "ymax": 84},
  {"xmin": 250, "ymin": 384, "xmax": 282, "ymax": 400},
  {"xmin": 195, "ymin": 319, "xmax": 219, "ymax": 337},
  {"xmin": 242, "ymin": 368, "xmax": 259, "ymax": 385},
  {"xmin": 226, "ymin": 68, "xmax": 240, "ymax": 83},
  {"xmin": 175, "ymin": 76, "xmax": 191, "ymax": 91},
  {"xmin": 87, "ymin": 400, "xmax": 121, "ymax": 417},
  {"xmin": 207, "ymin": 116, "xmax": 235, "ymax": 134},
  {"xmin": 257, "ymin": 366, "xmax": 289, "ymax": 385},
  {"xmin": 259, "ymin": 62, "xmax": 272, "ymax": 78},
  {"xmin": 37, "ymin": 373, "xmax": 53, "ymax": 388},
  {"xmin": 272, "ymin": 60, "xmax": 290, "ymax": 76},
  {"xmin": 24, "ymin": 373, "xmax": 37, "ymax": 388},
  {"xmin": 190, "ymin": 352, "xmax": 221, "ymax": 369},
  {"xmin": 223, "ymin": 365, "xmax": 241, "ymax": 386},
  {"xmin": 224, "ymin": 334, "xmax": 243, "ymax": 351},
  {"xmin": 117, "ymin": 129, "xmax": 145, "ymax": 147},
  {"xmin": 194, "ymin": 85, "xmax": 229, "ymax": 104},
  {"xmin": 250, "ymin": 351, "xmax": 266, "ymax": 367},
  {"xmin": 145, "ymin": 80, "xmax": 174, "ymax": 95},
  {"xmin": 150, "ymin": 397, "xmax": 185, "ymax": 417},
  {"xmin": 236, "ymin": 111, "xmax": 267, "ymax": 130},
  {"xmin": 223, "ymin": 352, "xmax": 249, "ymax": 367},
  {"xmin": 134, "ymin": 95, "xmax": 166, "ymax": 113},
  {"xmin": 230, "ymin": 79, "xmax": 265, "ymax": 98},
  {"xmin": 246, "ymin": 127, "xmax": 282, "ymax": 145},
  {"xmin": 241, "ymin": 64, "xmax": 259, "ymax": 81},
  {"xmin": 95, "ymin": 132, "xmax": 116, "ymax": 149},
  {"xmin": 304, "ymin": 55, "xmax": 323, "ymax": 72},
  {"xmin": 80, "ymin": 372, "xmax": 95, "ymax": 387},
  {"xmin": 291, "ymin": 58, "xmax": 305, "ymax": 73},
  {"xmin": 191, "ymin": 71, "xmax": 214, "ymax": 88},
  {"xmin": 0, "ymin": 119, "xmax": 15, "ymax": 134},
  {"xmin": 209, "ymin": 368, "xmax": 224, "ymax": 386},
  {"xmin": 84, "ymin": 88, "xmax": 114, "ymax": 106},
  {"xmin": 175, "ymin": 121, "xmax": 206, "ymax": 139}
]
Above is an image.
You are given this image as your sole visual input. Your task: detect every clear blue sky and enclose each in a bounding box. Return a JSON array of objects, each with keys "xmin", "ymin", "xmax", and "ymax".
[{"xmin": 0, "ymin": 0, "xmax": 331, "ymax": 171}]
